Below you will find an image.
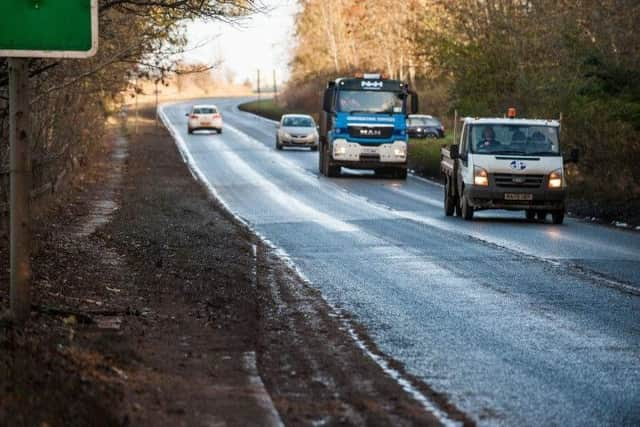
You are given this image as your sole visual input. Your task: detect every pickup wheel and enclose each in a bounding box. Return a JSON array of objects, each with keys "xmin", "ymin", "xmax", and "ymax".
[
  {"xmin": 461, "ymin": 195, "xmax": 474, "ymax": 220},
  {"xmin": 444, "ymin": 181, "xmax": 456, "ymax": 216},
  {"xmin": 525, "ymin": 210, "xmax": 536, "ymax": 221},
  {"xmin": 551, "ymin": 210, "xmax": 565, "ymax": 225}
]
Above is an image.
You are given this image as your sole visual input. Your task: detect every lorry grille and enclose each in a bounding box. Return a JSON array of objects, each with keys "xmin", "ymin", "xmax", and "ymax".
[
  {"xmin": 348, "ymin": 126, "xmax": 393, "ymax": 139},
  {"xmin": 493, "ymin": 173, "xmax": 544, "ymax": 188}
]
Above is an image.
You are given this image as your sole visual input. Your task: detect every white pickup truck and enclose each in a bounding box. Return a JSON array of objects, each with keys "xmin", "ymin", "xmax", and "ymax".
[{"xmin": 441, "ymin": 116, "xmax": 579, "ymax": 224}]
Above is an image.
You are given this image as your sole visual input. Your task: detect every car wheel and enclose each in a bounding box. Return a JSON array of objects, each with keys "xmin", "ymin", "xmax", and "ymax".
[
  {"xmin": 217, "ymin": 128, "xmax": 223, "ymax": 134},
  {"xmin": 310, "ymin": 145, "xmax": 318, "ymax": 151},
  {"xmin": 276, "ymin": 136, "xmax": 283, "ymax": 150},
  {"xmin": 551, "ymin": 210, "xmax": 565, "ymax": 225},
  {"xmin": 461, "ymin": 195, "xmax": 474, "ymax": 220},
  {"xmin": 188, "ymin": 127, "xmax": 193, "ymax": 134}
]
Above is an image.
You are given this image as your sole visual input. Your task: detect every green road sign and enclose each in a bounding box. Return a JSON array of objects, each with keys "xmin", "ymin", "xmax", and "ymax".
[{"xmin": 0, "ymin": 0, "xmax": 98, "ymax": 58}]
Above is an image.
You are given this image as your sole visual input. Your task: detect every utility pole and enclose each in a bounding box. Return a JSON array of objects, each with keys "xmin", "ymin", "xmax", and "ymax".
[
  {"xmin": 257, "ymin": 69, "xmax": 261, "ymax": 101},
  {"xmin": 9, "ymin": 58, "xmax": 32, "ymax": 324},
  {"xmin": 273, "ymin": 69, "xmax": 278, "ymax": 104}
]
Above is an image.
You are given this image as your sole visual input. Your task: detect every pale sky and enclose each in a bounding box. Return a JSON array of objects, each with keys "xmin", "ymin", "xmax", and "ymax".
[{"xmin": 181, "ymin": 0, "xmax": 298, "ymax": 85}]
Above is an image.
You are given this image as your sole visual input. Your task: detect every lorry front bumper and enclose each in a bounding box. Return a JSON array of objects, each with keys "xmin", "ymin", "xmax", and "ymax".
[
  {"xmin": 464, "ymin": 184, "xmax": 565, "ymax": 211},
  {"xmin": 331, "ymin": 139, "xmax": 407, "ymax": 168}
]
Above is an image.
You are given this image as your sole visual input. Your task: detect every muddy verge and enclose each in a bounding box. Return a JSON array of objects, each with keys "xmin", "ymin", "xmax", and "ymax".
[{"xmin": 1, "ymin": 108, "xmax": 471, "ymax": 426}]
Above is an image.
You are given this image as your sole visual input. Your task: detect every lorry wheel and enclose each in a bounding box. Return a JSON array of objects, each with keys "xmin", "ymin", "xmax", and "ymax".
[
  {"xmin": 525, "ymin": 210, "xmax": 536, "ymax": 221},
  {"xmin": 394, "ymin": 168, "xmax": 407, "ymax": 180},
  {"xmin": 444, "ymin": 181, "xmax": 456, "ymax": 216},
  {"xmin": 537, "ymin": 211, "xmax": 548, "ymax": 221},
  {"xmin": 461, "ymin": 195, "xmax": 474, "ymax": 220},
  {"xmin": 327, "ymin": 164, "xmax": 340, "ymax": 177},
  {"xmin": 319, "ymin": 143, "xmax": 325, "ymax": 174},
  {"xmin": 551, "ymin": 210, "xmax": 565, "ymax": 225}
]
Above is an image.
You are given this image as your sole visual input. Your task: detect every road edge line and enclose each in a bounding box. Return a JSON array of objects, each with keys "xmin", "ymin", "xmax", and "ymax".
[{"xmin": 158, "ymin": 101, "xmax": 465, "ymax": 426}]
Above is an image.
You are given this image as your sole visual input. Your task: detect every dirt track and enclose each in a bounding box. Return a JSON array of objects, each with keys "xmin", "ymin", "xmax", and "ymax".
[{"xmin": 0, "ymin": 109, "xmax": 469, "ymax": 426}]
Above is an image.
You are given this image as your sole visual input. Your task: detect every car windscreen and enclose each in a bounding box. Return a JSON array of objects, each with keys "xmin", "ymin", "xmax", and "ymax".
[
  {"xmin": 408, "ymin": 117, "xmax": 440, "ymax": 127},
  {"xmin": 193, "ymin": 107, "xmax": 217, "ymax": 114},
  {"xmin": 470, "ymin": 124, "xmax": 560, "ymax": 156},
  {"xmin": 282, "ymin": 117, "xmax": 314, "ymax": 127},
  {"xmin": 337, "ymin": 91, "xmax": 404, "ymax": 114}
]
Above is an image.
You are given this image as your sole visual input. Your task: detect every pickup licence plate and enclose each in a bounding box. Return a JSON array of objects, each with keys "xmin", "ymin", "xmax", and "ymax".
[{"xmin": 504, "ymin": 193, "xmax": 533, "ymax": 201}]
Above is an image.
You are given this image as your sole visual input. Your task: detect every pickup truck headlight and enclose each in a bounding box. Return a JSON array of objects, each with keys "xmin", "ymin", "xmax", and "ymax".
[
  {"xmin": 548, "ymin": 168, "xmax": 563, "ymax": 188},
  {"xmin": 474, "ymin": 166, "xmax": 489, "ymax": 186}
]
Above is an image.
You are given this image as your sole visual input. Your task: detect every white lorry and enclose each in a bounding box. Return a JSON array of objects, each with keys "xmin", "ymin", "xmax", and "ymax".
[{"xmin": 441, "ymin": 114, "xmax": 579, "ymax": 224}]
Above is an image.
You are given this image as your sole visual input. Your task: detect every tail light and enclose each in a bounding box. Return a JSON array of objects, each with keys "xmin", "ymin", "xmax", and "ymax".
[
  {"xmin": 190, "ymin": 115, "xmax": 198, "ymax": 119},
  {"xmin": 213, "ymin": 113, "xmax": 221, "ymax": 119}
]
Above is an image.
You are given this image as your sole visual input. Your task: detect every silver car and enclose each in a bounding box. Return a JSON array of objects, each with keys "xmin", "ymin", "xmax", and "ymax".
[{"xmin": 276, "ymin": 114, "xmax": 319, "ymax": 151}]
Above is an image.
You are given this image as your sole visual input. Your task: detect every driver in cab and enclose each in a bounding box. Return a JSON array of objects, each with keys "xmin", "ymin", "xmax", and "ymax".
[{"xmin": 478, "ymin": 126, "xmax": 500, "ymax": 150}]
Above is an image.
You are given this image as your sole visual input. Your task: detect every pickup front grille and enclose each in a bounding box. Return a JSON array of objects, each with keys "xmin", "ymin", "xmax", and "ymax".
[
  {"xmin": 493, "ymin": 173, "xmax": 544, "ymax": 188},
  {"xmin": 348, "ymin": 126, "xmax": 393, "ymax": 139}
]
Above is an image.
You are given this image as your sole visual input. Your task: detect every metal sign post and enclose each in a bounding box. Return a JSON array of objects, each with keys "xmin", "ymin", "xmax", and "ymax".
[{"xmin": 1, "ymin": 1, "xmax": 98, "ymax": 323}]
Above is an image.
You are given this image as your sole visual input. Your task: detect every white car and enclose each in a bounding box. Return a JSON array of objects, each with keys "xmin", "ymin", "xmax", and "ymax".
[
  {"xmin": 186, "ymin": 105, "xmax": 223, "ymax": 134},
  {"xmin": 276, "ymin": 114, "xmax": 319, "ymax": 151}
]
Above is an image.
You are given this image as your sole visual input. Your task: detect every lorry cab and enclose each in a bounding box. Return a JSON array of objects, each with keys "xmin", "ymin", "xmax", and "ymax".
[
  {"xmin": 442, "ymin": 114, "xmax": 579, "ymax": 224},
  {"xmin": 318, "ymin": 73, "xmax": 418, "ymax": 179}
]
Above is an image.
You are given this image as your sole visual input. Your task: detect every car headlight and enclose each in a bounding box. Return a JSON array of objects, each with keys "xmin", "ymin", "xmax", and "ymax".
[
  {"xmin": 548, "ymin": 168, "xmax": 563, "ymax": 188},
  {"xmin": 474, "ymin": 166, "xmax": 489, "ymax": 186}
]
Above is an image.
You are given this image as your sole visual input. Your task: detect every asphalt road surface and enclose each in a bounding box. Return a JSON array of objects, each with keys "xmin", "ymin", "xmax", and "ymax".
[{"xmin": 159, "ymin": 98, "xmax": 640, "ymax": 426}]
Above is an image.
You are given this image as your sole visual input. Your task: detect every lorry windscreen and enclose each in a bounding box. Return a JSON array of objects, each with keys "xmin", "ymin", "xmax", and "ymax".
[
  {"xmin": 337, "ymin": 90, "xmax": 404, "ymax": 114},
  {"xmin": 470, "ymin": 124, "xmax": 560, "ymax": 156}
]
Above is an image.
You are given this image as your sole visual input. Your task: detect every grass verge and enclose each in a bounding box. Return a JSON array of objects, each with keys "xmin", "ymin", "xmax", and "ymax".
[{"xmin": 408, "ymin": 134, "xmax": 453, "ymax": 180}]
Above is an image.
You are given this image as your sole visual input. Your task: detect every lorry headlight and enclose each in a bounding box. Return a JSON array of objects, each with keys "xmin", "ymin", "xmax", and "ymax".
[
  {"xmin": 335, "ymin": 145, "xmax": 347, "ymax": 155},
  {"xmin": 548, "ymin": 169, "xmax": 563, "ymax": 188},
  {"xmin": 394, "ymin": 146, "xmax": 406, "ymax": 157},
  {"xmin": 474, "ymin": 166, "xmax": 489, "ymax": 186}
]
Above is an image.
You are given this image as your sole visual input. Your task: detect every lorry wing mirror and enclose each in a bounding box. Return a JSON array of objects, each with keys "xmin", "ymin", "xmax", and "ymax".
[
  {"xmin": 410, "ymin": 91, "xmax": 419, "ymax": 114},
  {"xmin": 450, "ymin": 144, "xmax": 459, "ymax": 160}
]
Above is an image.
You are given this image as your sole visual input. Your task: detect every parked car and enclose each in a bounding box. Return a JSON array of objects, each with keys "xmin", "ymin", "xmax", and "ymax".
[
  {"xmin": 186, "ymin": 105, "xmax": 223, "ymax": 134},
  {"xmin": 407, "ymin": 114, "xmax": 445, "ymax": 139},
  {"xmin": 276, "ymin": 114, "xmax": 319, "ymax": 151}
]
